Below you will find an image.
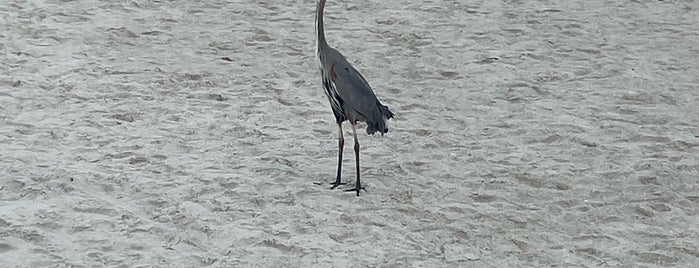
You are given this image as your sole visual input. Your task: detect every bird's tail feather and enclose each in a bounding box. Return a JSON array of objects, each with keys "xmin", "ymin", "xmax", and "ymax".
[
  {"xmin": 365, "ymin": 103, "xmax": 394, "ymax": 135},
  {"xmin": 380, "ymin": 104, "xmax": 394, "ymax": 120}
]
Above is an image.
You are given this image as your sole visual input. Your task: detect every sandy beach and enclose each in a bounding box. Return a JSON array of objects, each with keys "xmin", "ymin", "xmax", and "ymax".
[{"xmin": 1, "ymin": 0, "xmax": 698, "ymax": 266}]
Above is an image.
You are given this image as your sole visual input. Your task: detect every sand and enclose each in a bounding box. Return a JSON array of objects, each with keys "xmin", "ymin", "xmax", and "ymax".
[{"xmin": 1, "ymin": 0, "xmax": 698, "ymax": 267}]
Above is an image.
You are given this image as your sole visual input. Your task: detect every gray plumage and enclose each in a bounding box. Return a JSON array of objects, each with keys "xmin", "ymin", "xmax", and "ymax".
[
  {"xmin": 315, "ymin": 0, "xmax": 394, "ymax": 196},
  {"xmin": 333, "ymin": 60, "xmax": 394, "ymax": 134}
]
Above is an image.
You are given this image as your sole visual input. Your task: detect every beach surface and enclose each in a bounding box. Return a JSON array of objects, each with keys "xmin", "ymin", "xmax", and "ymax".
[{"xmin": 1, "ymin": 0, "xmax": 698, "ymax": 266}]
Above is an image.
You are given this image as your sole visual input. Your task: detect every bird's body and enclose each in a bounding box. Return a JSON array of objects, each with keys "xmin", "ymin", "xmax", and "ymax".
[{"xmin": 315, "ymin": 0, "xmax": 394, "ymax": 196}]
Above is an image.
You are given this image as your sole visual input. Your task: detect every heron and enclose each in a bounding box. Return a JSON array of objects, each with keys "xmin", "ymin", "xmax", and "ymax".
[{"xmin": 315, "ymin": 0, "xmax": 394, "ymax": 196}]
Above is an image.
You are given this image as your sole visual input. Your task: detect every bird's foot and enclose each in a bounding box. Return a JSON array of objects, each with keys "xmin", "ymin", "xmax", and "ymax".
[
  {"xmin": 314, "ymin": 179, "xmax": 346, "ymax": 189},
  {"xmin": 330, "ymin": 180, "xmax": 347, "ymax": 189},
  {"xmin": 344, "ymin": 185, "xmax": 366, "ymax": 196}
]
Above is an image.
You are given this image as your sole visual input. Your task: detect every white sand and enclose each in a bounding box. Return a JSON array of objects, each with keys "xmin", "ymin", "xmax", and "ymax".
[{"xmin": 1, "ymin": 0, "xmax": 698, "ymax": 266}]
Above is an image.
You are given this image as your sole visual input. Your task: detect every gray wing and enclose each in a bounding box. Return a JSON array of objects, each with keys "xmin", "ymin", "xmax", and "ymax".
[
  {"xmin": 332, "ymin": 61, "xmax": 393, "ymax": 134},
  {"xmin": 332, "ymin": 61, "xmax": 382, "ymax": 122}
]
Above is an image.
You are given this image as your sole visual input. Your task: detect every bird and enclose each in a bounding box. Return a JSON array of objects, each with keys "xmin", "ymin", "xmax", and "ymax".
[{"xmin": 315, "ymin": 0, "xmax": 394, "ymax": 196}]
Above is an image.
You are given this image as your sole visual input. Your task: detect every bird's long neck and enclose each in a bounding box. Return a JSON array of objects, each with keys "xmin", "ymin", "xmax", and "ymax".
[{"xmin": 315, "ymin": 0, "xmax": 328, "ymax": 52}]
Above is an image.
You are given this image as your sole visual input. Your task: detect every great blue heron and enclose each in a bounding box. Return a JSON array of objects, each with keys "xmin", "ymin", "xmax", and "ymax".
[{"xmin": 315, "ymin": 0, "xmax": 394, "ymax": 196}]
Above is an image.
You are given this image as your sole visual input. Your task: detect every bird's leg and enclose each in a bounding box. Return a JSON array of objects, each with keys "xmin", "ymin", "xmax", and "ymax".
[
  {"xmin": 345, "ymin": 123, "xmax": 366, "ymax": 196},
  {"xmin": 330, "ymin": 123, "xmax": 347, "ymax": 189}
]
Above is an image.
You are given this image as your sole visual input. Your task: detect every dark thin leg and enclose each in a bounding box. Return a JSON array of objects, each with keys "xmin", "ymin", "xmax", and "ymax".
[
  {"xmin": 330, "ymin": 123, "xmax": 346, "ymax": 189},
  {"xmin": 345, "ymin": 123, "xmax": 366, "ymax": 196}
]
